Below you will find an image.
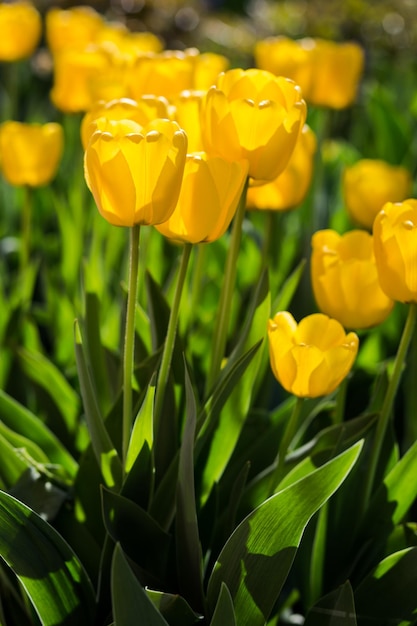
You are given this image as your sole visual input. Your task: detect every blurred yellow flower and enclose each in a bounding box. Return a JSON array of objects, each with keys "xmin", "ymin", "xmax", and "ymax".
[
  {"xmin": 192, "ymin": 52, "xmax": 229, "ymax": 90},
  {"xmin": 246, "ymin": 124, "xmax": 316, "ymax": 211},
  {"xmin": 311, "ymin": 229, "xmax": 394, "ymax": 329},
  {"xmin": 268, "ymin": 312, "xmax": 359, "ymax": 398},
  {"xmin": 0, "ymin": 2, "xmax": 41, "ymax": 62},
  {"xmin": 84, "ymin": 118, "xmax": 187, "ymax": 227},
  {"xmin": 81, "ymin": 96, "xmax": 171, "ymax": 150},
  {"xmin": 201, "ymin": 68, "xmax": 306, "ymax": 182},
  {"xmin": 156, "ymin": 152, "xmax": 248, "ymax": 244},
  {"xmin": 130, "ymin": 49, "xmax": 197, "ymax": 100},
  {"xmin": 0, "ymin": 121, "xmax": 63, "ymax": 187},
  {"xmin": 343, "ymin": 159, "xmax": 412, "ymax": 230},
  {"xmin": 50, "ymin": 45, "xmax": 111, "ymax": 113},
  {"xmin": 46, "ymin": 6, "xmax": 104, "ymax": 55},
  {"xmin": 373, "ymin": 200, "xmax": 417, "ymax": 303},
  {"xmin": 255, "ymin": 37, "xmax": 364, "ymax": 109}
]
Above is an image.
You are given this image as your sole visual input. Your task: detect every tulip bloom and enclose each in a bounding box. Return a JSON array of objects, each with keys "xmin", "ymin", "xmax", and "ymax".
[
  {"xmin": 81, "ymin": 96, "xmax": 171, "ymax": 150},
  {"xmin": 311, "ymin": 229, "xmax": 394, "ymax": 329},
  {"xmin": 255, "ymin": 37, "xmax": 364, "ymax": 109},
  {"xmin": 201, "ymin": 68, "xmax": 306, "ymax": 182},
  {"xmin": 343, "ymin": 159, "xmax": 412, "ymax": 230},
  {"xmin": 373, "ymin": 200, "xmax": 417, "ymax": 303},
  {"xmin": 246, "ymin": 124, "xmax": 316, "ymax": 211},
  {"xmin": 130, "ymin": 50, "xmax": 197, "ymax": 101},
  {"xmin": 0, "ymin": 121, "xmax": 63, "ymax": 187},
  {"xmin": 46, "ymin": 6, "xmax": 104, "ymax": 55},
  {"xmin": 155, "ymin": 152, "xmax": 248, "ymax": 243},
  {"xmin": 192, "ymin": 52, "xmax": 229, "ymax": 90},
  {"xmin": 171, "ymin": 90, "xmax": 205, "ymax": 153},
  {"xmin": 268, "ymin": 312, "xmax": 359, "ymax": 398},
  {"xmin": 0, "ymin": 2, "xmax": 41, "ymax": 61},
  {"xmin": 84, "ymin": 118, "xmax": 187, "ymax": 227}
]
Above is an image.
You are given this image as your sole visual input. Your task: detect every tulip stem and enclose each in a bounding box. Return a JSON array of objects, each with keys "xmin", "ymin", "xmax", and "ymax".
[
  {"xmin": 269, "ymin": 396, "xmax": 304, "ymax": 495},
  {"xmin": 154, "ymin": 242, "xmax": 193, "ymax": 436},
  {"xmin": 206, "ymin": 177, "xmax": 249, "ymax": 395},
  {"xmin": 362, "ymin": 302, "xmax": 417, "ymax": 510},
  {"xmin": 122, "ymin": 224, "xmax": 141, "ymax": 466},
  {"xmin": 20, "ymin": 185, "xmax": 32, "ymax": 278}
]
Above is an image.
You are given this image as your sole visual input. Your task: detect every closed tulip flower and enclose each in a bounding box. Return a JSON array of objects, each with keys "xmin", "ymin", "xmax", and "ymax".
[
  {"xmin": 171, "ymin": 90, "xmax": 205, "ymax": 153},
  {"xmin": 246, "ymin": 124, "xmax": 316, "ymax": 211},
  {"xmin": 268, "ymin": 312, "xmax": 359, "ymax": 398},
  {"xmin": 192, "ymin": 52, "xmax": 229, "ymax": 90},
  {"xmin": 344, "ymin": 159, "xmax": 412, "ymax": 230},
  {"xmin": 311, "ymin": 229, "xmax": 394, "ymax": 329},
  {"xmin": 0, "ymin": 2, "xmax": 41, "ymax": 61},
  {"xmin": 84, "ymin": 118, "xmax": 187, "ymax": 227},
  {"xmin": 201, "ymin": 68, "xmax": 306, "ymax": 182},
  {"xmin": 255, "ymin": 37, "xmax": 364, "ymax": 109},
  {"xmin": 0, "ymin": 121, "xmax": 63, "ymax": 187},
  {"xmin": 46, "ymin": 6, "xmax": 104, "ymax": 55},
  {"xmin": 155, "ymin": 152, "xmax": 248, "ymax": 243},
  {"xmin": 130, "ymin": 50, "xmax": 197, "ymax": 101},
  {"xmin": 373, "ymin": 200, "xmax": 417, "ymax": 303},
  {"xmin": 81, "ymin": 96, "xmax": 170, "ymax": 150}
]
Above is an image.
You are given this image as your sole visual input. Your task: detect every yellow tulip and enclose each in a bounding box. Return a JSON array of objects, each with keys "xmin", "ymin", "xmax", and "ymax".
[
  {"xmin": 171, "ymin": 90, "xmax": 205, "ymax": 153},
  {"xmin": 255, "ymin": 37, "xmax": 364, "ymax": 109},
  {"xmin": 201, "ymin": 68, "xmax": 306, "ymax": 182},
  {"xmin": 0, "ymin": 121, "xmax": 63, "ymax": 187},
  {"xmin": 81, "ymin": 96, "xmax": 171, "ymax": 151},
  {"xmin": 155, "ymin": 152, "xmax": 248, "ymax": 244},
  {"xmin": 268, "ymin": 312, "xmax": 359, "ymax": 398},
  {"xmin": 373, "ymin": 200, "xmax": 417, "ymax": 303},
  {"xmin": 0, "ymin": 2, "xmax": 41, "ymax": 61},
  {"xmin": 311, "ymin": 229, "xmax": 394, "ymax": 329},
  {"xmin": 84, "ymin": 118, "xmax": 187, "ymax": 227},
  {"xmin": 246, "ymin": 124, "xmax": 316, "ymax": 211},
  {"xmin": 343, "ymin": 159, "xmax": 412, "ymax": 230},
  {"xmin": 46, "ymin": 6, "xmax": 104, "ymax": 55},
  {"xmin": 192, "ymin": 52, "xmax": 229, "ymax": 90},
  {"xmin": 130, "ymin": 50, "xmax": 197, "ymax": 101},
  {"xmin": 50, "ymin": 45, "xmax": 111, "ymax": 113}
]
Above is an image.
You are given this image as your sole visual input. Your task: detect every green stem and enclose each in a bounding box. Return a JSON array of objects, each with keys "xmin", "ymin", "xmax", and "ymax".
[
  {"xmin": 20, "ymin": 185, "xmax": 32, "ymax": 275},
  {"xmin": 154, "ymin": 242, "xmax": 193, "ymax": 435},
  {"xmin": 122, "ymin": 224, "xmax": 141, "ymax": 465},
  {"xmin": 206, "ymin": 178, "xmax": 249, "ymax": 394},
  {"xmin": 362, "ymin": 302, "xmax": 417, "ymax": 508},
  {"xmin": 269, "ymin": 396, "xmax": 305, "ymax": 495}
]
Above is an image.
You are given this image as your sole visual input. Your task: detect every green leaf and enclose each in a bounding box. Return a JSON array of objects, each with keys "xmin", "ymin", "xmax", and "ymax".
[
  {"xmin": 304, "ymin": 581, "xmax": 357, "ymax": 626},
  {"xmin": 176, "ymin": 362, "xmax": 204, "ymax": 612},
  {"xmin": 0, "ymin": 490, "xmax": 96, "ymax": 626},
  {"xmin": 272, "ymin": 258, "xmax": 306, "ymax": 313},
  {"xmin": 354, "ymin": 548, "xmax": 417, "ymax": 625},
  {"xmin": 207, "ymin": 441, "xmax": 363, "ymax": 626},
  {"xmin": 0, "ymin": 389, "xmax": 78, "ymax": 477},
  {"xmin": 0, "ymin": 432, "xmax": 31, "ymax": 488},
  {"xmin": 199, "ymin": 270, "xmax": 270, "ymax": 505},
  {"xmin": 209, "ymin": 583, "xmax": 237, "ymax": 626},
  {"xmin": 125, "ymin": 383, "xmax": 155, "ymax": 474},
  {"xmin": 111, "ymin": 543, "xmax": 169, "ymax": 626},
  {"xmin": 146, "ymin": 589, "xmax": 203, "ymax": 625},
  {"xmin": 18, "ymin": 346, "xmax": 80, "ymax": 436},
  {"xmin": 102, "ymin": 487, "xmax": 171, "ymax": 583},
  {"xmin": 74, "ymin": 320, "xmax": 123, "ymax": 489}
]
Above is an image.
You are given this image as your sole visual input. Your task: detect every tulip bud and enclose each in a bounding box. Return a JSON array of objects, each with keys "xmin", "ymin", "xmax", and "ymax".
[
  {"xmin": 373, "ymin": 200, "xmax": 417, "ymax": 303},
  {"xmin": 84, "ymin": 118, "xmax": 187, "ymax": 227},
  {"xmin": 268, "ymin": 312, "xmax": 359, "ymax": 398},
  {"xmin": 201, "ymin": 68, "xmax": 306, "ymax": 182},
  {"xmin": 0, "ymin": 2, "xmax": 41, "ymax": 62},
  {"xmin": 311, "ymin": 229, "xmax": 394, "ymax": 329},
  {"xmin": 343, "ymin": 159, "xmax": 412, "ymax": 230},
  {"xmin": 156, "ymin": 152, "xmax": 248, "ymax": 244},
  {"xmin": 0, "ymin": 121, "xmax": 63, "ymax": 187}
]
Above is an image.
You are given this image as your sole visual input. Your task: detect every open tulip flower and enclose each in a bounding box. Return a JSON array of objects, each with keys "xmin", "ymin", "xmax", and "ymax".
[
  {"xmin": 201, "ymin": 68, "xmax": 306, "ymax": 182},
  {"xmin": 0, "ymin": 121, "xmax": 63, "ymax": 187},
  {"xmin": 268, "ymin": 312, "xmax": 359, "ymax": 398},
  {"xmin": 0, "ymin": 1, "xmax": 41, "ymax": 62},
  {"xmin": 84, "ymin": 117, "xmax": 187, "ymax": 227},
  {"xmin": 255, "ymin": 36, "xmax": 364, "ymax": 110},
  {"xmin": 344, "ymin": 159, "xmax": 412, "ymax": 230},
  {"xmin": 246, "ymin": 124, "xmax": 316, "ymax": 211},
  {"xmin": 155, "ymin": 152, "xmax": 249, "ymax": 243},
  {"xmin": 373, "ymin": 199, "xmax": 417, "ymax": 303},
  {"xmin": 311, "ymin": 229, "xmax": 394, "ymax": 329}
]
